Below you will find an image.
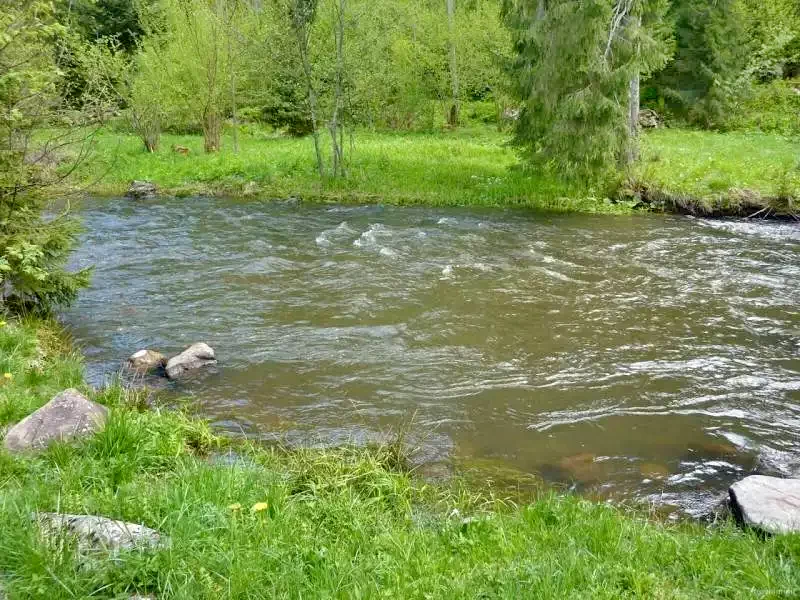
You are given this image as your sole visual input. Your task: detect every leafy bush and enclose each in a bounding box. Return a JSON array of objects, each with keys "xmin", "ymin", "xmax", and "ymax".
[{"xmin": 729, "ymin": 79, "xmax": 800, "ymax": 136}]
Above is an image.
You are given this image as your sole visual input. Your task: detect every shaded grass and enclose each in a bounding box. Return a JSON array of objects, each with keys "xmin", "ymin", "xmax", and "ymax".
[{"xmin": 1, "ymin": 317, "xmax": 800, "ymax": 598}]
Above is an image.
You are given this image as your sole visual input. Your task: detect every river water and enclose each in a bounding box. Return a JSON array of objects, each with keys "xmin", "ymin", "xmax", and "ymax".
[{"xmin": 64, "ymin": 197, "xmax": 800, "ymax": 516}]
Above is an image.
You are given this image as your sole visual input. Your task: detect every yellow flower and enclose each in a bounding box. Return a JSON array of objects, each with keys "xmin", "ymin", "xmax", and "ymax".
[
  {"xmin": 227, "ymin": 503, "xmax": 242, "ymax": 511},
  {"xmin": 250, "ymin": 502, "xmax": 269, "ymax": 513},
  {"xmin": 3, "ymin": 373, "xmax": 11, "ymax": 381},
  {"xmin": 0, "ymin": 321, "xmax": 6, "ymax": 328}
]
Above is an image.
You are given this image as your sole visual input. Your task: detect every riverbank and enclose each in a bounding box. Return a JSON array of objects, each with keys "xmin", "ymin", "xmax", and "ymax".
[
  {"xmin": 1, "ymin": 317, "xmax": 799, "ymax": 598},
  {"xmin": 70, "ymin": 125, "xmax": 798, "ymax": 217}
]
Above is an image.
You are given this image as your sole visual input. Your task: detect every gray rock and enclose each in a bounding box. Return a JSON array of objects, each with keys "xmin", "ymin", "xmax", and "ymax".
[
  {"xmin": 127, "ymin": 180, "xmax": 157, "ymax": 199},
  {"xmin": 729, "ymin": 475, "xmax": 800, "ymax": 534},
  {"xmin": 165, "ymin": 342, "xmax": 217, "ymax": 379},
  {"xmin": 36, "ymin": 513, "xmax": 168, "ymax": 553},
  {"xmin": 3, "ymin": 389, "xmax": 108, "ymax": 453},
  {"xmin": 638, "ymin": 108, "xmax": 661, "ymax": 129},
  {"xmin": 127, "ymin": 349, "xmax": 166, "ymax": 373}
]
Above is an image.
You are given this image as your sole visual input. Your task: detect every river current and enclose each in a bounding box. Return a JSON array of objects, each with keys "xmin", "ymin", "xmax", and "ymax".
[{"xmin": 64, "ymin": 197, "xmax": 800, "ymax": 516}]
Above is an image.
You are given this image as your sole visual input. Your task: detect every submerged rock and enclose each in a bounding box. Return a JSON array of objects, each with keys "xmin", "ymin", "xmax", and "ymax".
[
  {"xmin": 165, "ymin": 342, "xmax": 217, "ymax": 379},
  {"xmin": 127, "ymin": 349, "xmax": 166, "ymax": 373},
  {"xmin": 3, "ymin": 389, "xmax": 108, "ymax": 453},
  {"xmin": 36, "ymin": 513, "xmax": 168, "ymax": 553},
  {"xmin": 127, "ymin": 180, "xmax": 157, "ymax": 199},
  {"xmin": 729, "ymin": 475, "xmax": 800, "ymax": 534}
]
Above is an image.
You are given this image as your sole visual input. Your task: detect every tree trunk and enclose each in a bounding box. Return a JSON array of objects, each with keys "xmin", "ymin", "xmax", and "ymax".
[
  {"xmin": 626, "ymin": 72, "xmax": 640, "ymax": 166},
  {"xmin": 203, "ymin": 109, "xmax": 221, "ymax": 153},
  {"xmin": 329, "ymin": 0, "xmax": 346, "ymax": 177},
  {"xmin": 446, "ymin": 0, "xmax": 459, "ymax": 127},
  {"xmin": 295, "ymin": 27, "xmax": 324, "ymax": 177},
  {"xmin": 536, "ymin": 0, "xmax": 545, "ymax": 21},
  {"xmin": 227, "ymin": 5, "xmax": 239, "ymax": 154}
]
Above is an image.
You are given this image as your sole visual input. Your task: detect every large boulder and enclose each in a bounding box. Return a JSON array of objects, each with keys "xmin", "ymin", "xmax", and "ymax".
[
  {"xmin": 36, "ymin": 513, "xmax": 168, "ymax": 553},
  {"xmin": 165, "ymin": 342, "xmax": 217, "ymax": 379},
  {"xmin": 729, "ymin": 475, "xmax": 800, "ymax": 534},
  {"xmin": 127, "ymin": 349, "xmax": 166, "ymax": 373},
  {"xmin": 3, "ymin": 389, "xmax": 108, "ymax": 453},
  {"xmin": 127, "ymin": 180, "xmax": 157, "ymax": 199}
]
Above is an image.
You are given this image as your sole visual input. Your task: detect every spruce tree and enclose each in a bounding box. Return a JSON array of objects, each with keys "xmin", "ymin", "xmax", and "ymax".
[
  {"xmin": 0, "ymin": 1, "xmax": 91, "ymax": 312},
  {"xmin": 647, "ymin": 0, "xmax": 749, "ymax": 128},
  {"xmin": 504, "ymin": 0, "xmax": 671, "ymax": 180}
]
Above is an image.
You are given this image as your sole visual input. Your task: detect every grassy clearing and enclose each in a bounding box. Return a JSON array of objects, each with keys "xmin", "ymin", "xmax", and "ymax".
[
  {"xmin": 71, "ymin": 125, "xmax": 623, "ymax": 213},
  {"xmin": 636, "ymin": 129, "xmax": 800, "ymax": 217},
  {"xmin": 70, "ymin": 124, "xmax": 800, "ymax": 217},
  {"xmin": 1, "ymin": 318, "xmax": 800, "ymax": 598}
]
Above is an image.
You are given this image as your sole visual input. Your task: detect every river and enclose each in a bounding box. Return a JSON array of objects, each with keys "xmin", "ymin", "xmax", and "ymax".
[{"xmin": 64, "ymin": 197, "xmax": 800, "ymax": 516}]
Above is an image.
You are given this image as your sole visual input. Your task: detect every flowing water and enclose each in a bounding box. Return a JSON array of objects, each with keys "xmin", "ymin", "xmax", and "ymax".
[{"xmin": 64, "ymin": 197, "xmax": 800, "ymax": 516}]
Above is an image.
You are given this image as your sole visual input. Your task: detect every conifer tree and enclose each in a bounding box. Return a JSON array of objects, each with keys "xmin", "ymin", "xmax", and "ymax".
[
  {"xmin": 0, "ymin": 1, "xmax": 92, "ymax": 312},
  {"xmin": 648, "ymin": 0, "xmax": 749, "ymax": 128},
  {"xmin": 504, "ymin": 0, "xmax": 671, "ymax": 179}
]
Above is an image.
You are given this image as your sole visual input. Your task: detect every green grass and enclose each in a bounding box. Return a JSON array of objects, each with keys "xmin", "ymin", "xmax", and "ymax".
[
  {"xmin": 1, "ymin": 317, "xmax": 800, "ymax": 598},
  {"xmin": 71, "ymin": 124, "xmax": 800, "ymax": 216},
  {"xmin": 636, "ymin": 129, "xmax": 800, "ymax": 216},
  {"xmin": 72, "ymin": 125, "xmax": 625, "ymax": 213}
]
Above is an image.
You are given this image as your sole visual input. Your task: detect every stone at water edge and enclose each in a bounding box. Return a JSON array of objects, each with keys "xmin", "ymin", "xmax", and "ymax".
[
  {"xmin": 729, "ymin": 475, "xmax": 800, "ymax": 534},
  {"xmin": 165, "ymin": 342, "xmax": 217, "ymax": 379},
  {"xmin": 127, "ymin": 180, "xmax": 157, "ymax": 199},
  {"xmin": 35, "ymin": 513, "xmax": 168, "ymax": 553},
  {"xmin": 3, "ymin": 389, "xmax": 108, "ymax": 453},
  {"xmin": 127, "ymin": 349, "xmax": 167, "ymax": 372}
]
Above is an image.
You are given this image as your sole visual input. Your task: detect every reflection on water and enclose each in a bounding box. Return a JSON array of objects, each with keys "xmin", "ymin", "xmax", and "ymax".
[{"xmin": 64, "ymin": 198, "xmax": 800, "ymax": 516}]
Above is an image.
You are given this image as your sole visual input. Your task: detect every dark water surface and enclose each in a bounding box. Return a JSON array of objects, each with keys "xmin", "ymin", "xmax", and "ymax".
[{"xmin": 64, "ymin": 197, "xmax": 800, "ymax": 516}]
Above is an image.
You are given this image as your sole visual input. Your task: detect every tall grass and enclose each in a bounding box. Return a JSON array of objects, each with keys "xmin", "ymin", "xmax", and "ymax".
[{"xmin": 1, "ymin": 317, "xmax": 799, "ymax": 598}]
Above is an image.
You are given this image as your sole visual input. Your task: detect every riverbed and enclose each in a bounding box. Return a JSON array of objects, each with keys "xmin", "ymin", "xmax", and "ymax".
[{"xmin": 64, "ymin": 197, "xmax": 800, "ymax": 516}]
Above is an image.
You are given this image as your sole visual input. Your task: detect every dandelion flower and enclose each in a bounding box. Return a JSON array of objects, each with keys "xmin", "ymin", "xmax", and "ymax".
[
  {"xmin": 228, "ymin": 503, "xmax": 242, "ymax": 511},
  {"xmin": 251, "ymin": 502, "xmax": 268, "ymax": 513},
  {"xmin": 3, "ymin": 373, "xmax": 11, "ymax": 381}
]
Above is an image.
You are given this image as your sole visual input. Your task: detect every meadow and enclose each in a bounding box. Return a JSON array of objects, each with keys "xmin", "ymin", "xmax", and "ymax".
[{"xmin": 71, "ymin": 124, "xmax": 799, "ymax": 216}]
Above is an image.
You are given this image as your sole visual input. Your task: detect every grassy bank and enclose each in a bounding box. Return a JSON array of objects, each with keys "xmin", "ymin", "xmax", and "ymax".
[
  {"xmin": 1, "ymin": 318, "xmax": 800, "ymax": 598},
  {"xmin": 635, "ymin": 129, "xmax": 799, "ymax": 218},
  {"xmin": 71, "ymin": 124, "xmax": 799, "ymax": 215}
]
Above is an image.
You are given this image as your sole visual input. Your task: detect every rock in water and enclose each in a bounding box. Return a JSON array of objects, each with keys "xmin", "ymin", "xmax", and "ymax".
[
  {"xmin": 729, "ymin": 475, "xmax": 800, "ymax": 534},
  {"xmin": 3, "ymin": 389, "xmax": 108, "ymax": 453},
  {"xmin": 127, "ymin": 349, "xmax": 166, "ymax": 372},
  {"xmin": 165, "ymin": 342, "xmax": 217, "ymax": 379},
  {"xmin": 127, "ymin": 180, "xmax": 157, "ymax": 199},
  {"xmin": 36, "ymin": 513, "xmax": 167, "ymax": 553}
]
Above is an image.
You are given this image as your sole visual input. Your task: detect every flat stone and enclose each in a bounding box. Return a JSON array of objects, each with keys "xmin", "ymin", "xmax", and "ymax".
[
  {"xmin": 3, "ymin": 389, "xmax": 108, "ymax": 453},
  {"xmin": 36, "ymin": 513, "xmax": 168, "ymax": 553},
  {"xmin": 127, "ymin": 349, "xmax": 166, "ymax": 373},
  {"xmin": 729, "ymin": 475, "xmax": 800, "ymax": 534},
  {"xmin": 165, "ymin": 343, "xmax": 217, "ymax": 379}
]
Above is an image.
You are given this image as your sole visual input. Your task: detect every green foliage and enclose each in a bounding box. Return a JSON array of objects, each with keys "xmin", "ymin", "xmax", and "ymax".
[
  {"xmin": 505, "ymin": 0, "xmax": 671, "ymax": 179},
  {"xmin": 729, "ymin": 78, "xmax": 800, "ymax": 136},
  {"xmin": 0, "ymin": 1, "xmax": 91, "ymax": 313},
  {"xmin": 646, "ymin": 0, "xmax": 750, "ymax": 128},
  {"xmin": 56, "ymin": 0, "xmax": 149, "ymax": 53},
  {"xmin": 741, "ymin": 0, "xmax": 800, "ymax": 82}
]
